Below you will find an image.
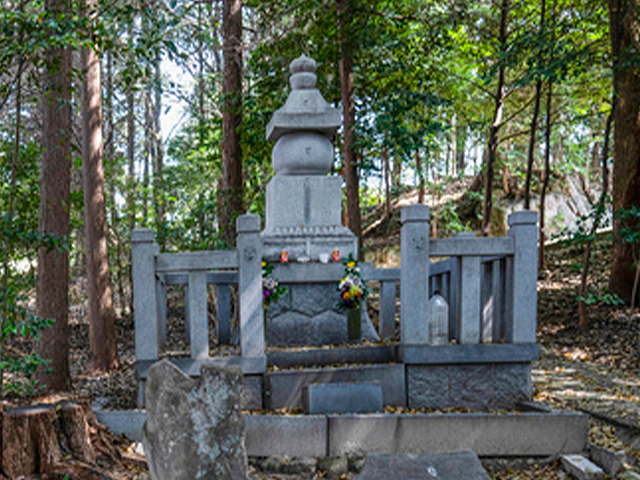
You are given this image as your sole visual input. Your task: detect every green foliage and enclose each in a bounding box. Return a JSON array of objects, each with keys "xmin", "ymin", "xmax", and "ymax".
[
  {"xmin": 575, "ymin": 292, "xmax": 624, "ymax": 307},
  {"xmin": 555, "ymin": 198, "xmax": 611, "ymax": 248},
  {"xmin": 616, "ymin": 205, "xmax": 640, "ymax": 247},
  {"xmin": 434, "ymin": 200, "xmax": 467, "ymax": 237}
]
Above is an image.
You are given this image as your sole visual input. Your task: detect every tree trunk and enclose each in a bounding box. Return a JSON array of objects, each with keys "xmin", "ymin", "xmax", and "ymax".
[
  {"xmin": 36, "ymin": 0, "xmax": 73, "ymax": 392},
  {"xmin": 337, "ymin": 0, "xmax": 362, "ymax": 253},
  {"xmin": 220, "ymin": 0, "xmax": 244, "ymax": 247},
  {"xmin": 81, "ymin": 0, "xmax": 119, "ymax": 372},
  {"xmin": 416, "ymin": 149, "xmax": 425, "ymax": 204},
  {"xmin": 2, "ymin": 405, "xmax": 61, "ymax": 477},
  {"xmin": 524, "ymin": 0, "xmax": 546, "ymax": 210},
  {"xmin": 456, "ymin": 121, "xmax": 466, "ymax": 175},
  {"xmin": 539, "ymin": 79, "xmax": 554, "ymax": 270},
  {"xmin": 608, "ymin": 0, "xmax": 640, "ymax": 302},
  {"xmin": 482, "ymin": 0, "xmax": 509, "ymax": 237},
  {"xmin": 127, "ymin": 21, "xmax": 136, "ymax": 233},
  {"xmin": 382, "ymin": 147, "xmax": 391, "ymax": 218},
  {"xmin": 577, "ymin": 101, "xmax": 613, "ymax": 331},
  {"xmin": 1, "ymin": 402, "xmax": 114, "ymax": 479},
  {"xmin": 153, "ymin": 53, "xmax": 165, "ymax": 248}
]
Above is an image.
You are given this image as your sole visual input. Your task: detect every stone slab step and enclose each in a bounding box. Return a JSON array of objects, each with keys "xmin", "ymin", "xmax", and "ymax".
[
  {"xmin": 94, "ymin": 409, "xmax": 589, "ymax": 458},
  {"xmin": 352, "ymin": 451, "xmax": 490, "ymax": 480},
  {"xmin": 302, "ymin": 382, "xmax": 383, "ymax": 414},
  {"xmin": 265, "ymin": 363, "xmax": 405, "ymax": 410}
]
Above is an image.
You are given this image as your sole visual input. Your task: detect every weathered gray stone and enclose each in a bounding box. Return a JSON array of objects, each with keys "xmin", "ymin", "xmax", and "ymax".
[
  {"xmin": 266, "ymin": 364, "xmax": 405, "ymax": 410},
  {"xmin": 302, "ymin": 382, "xmax": 383, "ymax": 414},
  {"xmin": 266, "ymin": 55, "xmax": 341, "ymax": 146},
  {"xmin": 352, "ymin": 451, "xmax": 491, "ymax": 480},
  {"xmin": 241, "ymin": 375, "xmax": 263, "ymax": 410},
  {"xmin": 143, "ymin": 360, "xmax": 247, "ymax": 480},
  {"xmin": 290, "ymin": 283, "xmax": 338, "ymax": 316},
  {"xmin": 407, "ymin": 364, "xmax": 532, "ymax": 410},
  {"xmin": 266, "ymin": 304, "xmax": 379, "ymax": 347},
  {"xmin": 93, "ymin": 409, "xmax": 146, "ymax": 442},
  {"xmin": 587, "ymin": 444, "xmax": 626, "ymax": 477},
  {"xmin": 561, "ymin": 454, "xmax": 604, "ymax": 480},
  {"xmin": 329, "ymin": 412, "xmax": 588, "ymax": 457},
  {"xmin": 244, "ymin": 415, "xmax": 327, "ymax": 458}
]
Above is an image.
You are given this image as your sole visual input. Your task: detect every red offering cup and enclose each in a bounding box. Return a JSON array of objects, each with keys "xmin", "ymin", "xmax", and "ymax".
[
  {"xmin": 332, "ymin": 250, "xmax": 340, "ymax": 262},
  {"xmin": 280, "ymin": 250, "xmax": 289, "ymax": 263}
]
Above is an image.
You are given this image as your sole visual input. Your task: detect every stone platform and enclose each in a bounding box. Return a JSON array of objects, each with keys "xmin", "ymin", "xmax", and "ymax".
[{"xmin": 94, "ymin": 409, "xmax": 589, "ymax": 458}]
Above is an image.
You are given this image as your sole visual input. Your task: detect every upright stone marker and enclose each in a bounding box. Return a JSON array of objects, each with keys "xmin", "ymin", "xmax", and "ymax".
[{"xmin": 143, "ymin": 360, "xmax": 248, "ymax": 480}]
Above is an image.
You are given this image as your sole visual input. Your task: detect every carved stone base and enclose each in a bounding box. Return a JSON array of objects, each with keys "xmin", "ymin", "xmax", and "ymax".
[{"xmin": 265, "ymin": 283, "xmax": 379, "ymax": 346}]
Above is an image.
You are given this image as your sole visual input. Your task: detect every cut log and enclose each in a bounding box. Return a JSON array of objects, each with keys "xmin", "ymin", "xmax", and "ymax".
[
  {"xmin": 1, "ymin": 402, "xmax": 105, "ymax": 478},
  {"xmin": 57, "ymin": 402, "xmax": 96, "ymax": 464},
  {"xmin": 1, "ymin": 404, "xmax": 61, "ymax": 478}
]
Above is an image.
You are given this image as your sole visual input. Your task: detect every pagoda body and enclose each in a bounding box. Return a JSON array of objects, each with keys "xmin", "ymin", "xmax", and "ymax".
[
  {"xmin": 261, "ymin": 55, "xmax": 377, "ymax": 346},
  {"xmin": 261, "ymin": 55, "xmax": 358, "ymax": 262}
]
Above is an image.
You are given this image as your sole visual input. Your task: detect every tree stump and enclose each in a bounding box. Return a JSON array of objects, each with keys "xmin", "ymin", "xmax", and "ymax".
[
  {"xmin": 2, "ymin": 405, "xmax": 61, "ymax": 477},
  {"xmin": 1, "ymin": 402, "xmax": 104, "ymax": 478}
]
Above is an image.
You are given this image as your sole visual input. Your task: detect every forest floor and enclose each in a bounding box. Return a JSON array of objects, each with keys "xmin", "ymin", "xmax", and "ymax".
[{"xmin": 6, "ymin": 230, "xmax": 640, "ymax": 479}]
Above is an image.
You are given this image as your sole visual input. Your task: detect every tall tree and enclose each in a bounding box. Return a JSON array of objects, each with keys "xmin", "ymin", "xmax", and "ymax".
[
  {"xmin": 36, "ymin": 0, "xmax": 73, "ymax": 392},
  {"xmin": 608, "ymin": 0, "xmax": 640, "ymax": 302},
  {"xmin": 524, "ymin": 0, "xmax": 547, "ymax": 210},
  {"xmin": 220, "ymin": 0, "xmax": 244, "ymax": 246},
  {"xmin": 337, "ymin": 0, "xmax": 362, "ymax": 250},
  {"xmin": 82, "ymin": 0, "xmax": 119, "ymax": 372},
  {"xmin": 482, "ymin": 0, "xmax": 509, "ymax": 236}
]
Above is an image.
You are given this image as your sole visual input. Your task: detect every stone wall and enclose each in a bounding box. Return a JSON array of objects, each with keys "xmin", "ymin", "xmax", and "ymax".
[{"xmin": 407, "ymin": 364, "xmax": 532, "ymax": 410}]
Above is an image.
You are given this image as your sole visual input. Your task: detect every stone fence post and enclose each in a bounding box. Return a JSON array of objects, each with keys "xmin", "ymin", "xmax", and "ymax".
[
  {"xmin": 507, "ymin": 210, "xmax": 538, "ymax": 343},
  {"xmin": 236, "ymin": 214, "xmax": 266, "ymax": 373},
  {"xmin": 131, "ymin": 228, "xmax": 159, "ymax": 362},
  {"xmin": 400, "ymin": 205, "xmax": 431, "ymax": 346}
]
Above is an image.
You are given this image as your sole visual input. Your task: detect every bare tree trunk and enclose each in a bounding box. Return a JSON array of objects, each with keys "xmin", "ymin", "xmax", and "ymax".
[
  {"xmin": 36, "ymin": 0, "xmax": 73, "ymax": 392},
  {"xmin": 337, "ymin": 0, "xmax": 362, "ymax": 253},
  {"xmin": 220, "ymin": 0, "xmax": 244, "ymax": 247},
  {"xmin": 456, "ymin": 122, "xmax": 466, "ymax": 175},
  {"xmin": 383, "ymin": 147, "xmax": 391, "ymax": 218},
  {"xmin": 143, "ymin": 88, "xmax": 151, "ymax": 221},
  {"xmin": 81, "ymin": 0, "xmax": 119, "ymax": 372},
  {"xmin": 577, "ymin": 100, "xmax": 614, "ymax": 331},
  {"xmin": 538, "ymin": 80, "xmax": 553, "ymax": 271},
  {"xmin": 127, "ymin": 22, "xmax": 136, "ymax": 233},
  {"xmin": 153, "ymin": 53, "xmax": 165, "ymax": 248},
  {"xmin": 482, "ymin": 0, "xmax": 509, "ymax": 237},
  {"xmin": 524, "ymin": 0, "xmax": 546, "ymax": 210},
  {"xmin": 608, "ymin": 0, "xmax": 640, "ymax": 302},
  {"xmin": 416, "ymin": 149, "xmax": 425, "ymax": 204}
]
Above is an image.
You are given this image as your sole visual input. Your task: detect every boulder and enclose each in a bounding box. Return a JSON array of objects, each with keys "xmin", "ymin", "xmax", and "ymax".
[{"xmin": 143, "ymin": 360, "xmax": 247, "ymax": 480}]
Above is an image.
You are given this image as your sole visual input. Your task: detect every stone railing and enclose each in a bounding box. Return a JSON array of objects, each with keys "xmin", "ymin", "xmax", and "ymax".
[
  {"xmin": 131, "ymin": 214, "xmax": 265, "ymax": 405},
  {"xmin": 131, "ymin": 207, "xmax": 538, "ymax": 401},
  {"xmin": 398, "ymin": 204, "xmax": 538, "ymax": 364}
]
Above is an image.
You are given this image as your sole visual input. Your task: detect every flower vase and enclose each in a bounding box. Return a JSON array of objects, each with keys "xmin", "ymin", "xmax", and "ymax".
[{"xmin": 347, "ymin": 307, "xmax": 362, "ymax": 341}]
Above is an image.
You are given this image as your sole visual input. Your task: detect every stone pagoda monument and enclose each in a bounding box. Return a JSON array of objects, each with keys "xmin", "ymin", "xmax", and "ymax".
[
  {"xmin": 261, "ymin": 55, "xmax": 378, "ymax": 346},
  {"xmin": 261, "ymin": 54, "xmax": 358, "ymax": 261}
]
